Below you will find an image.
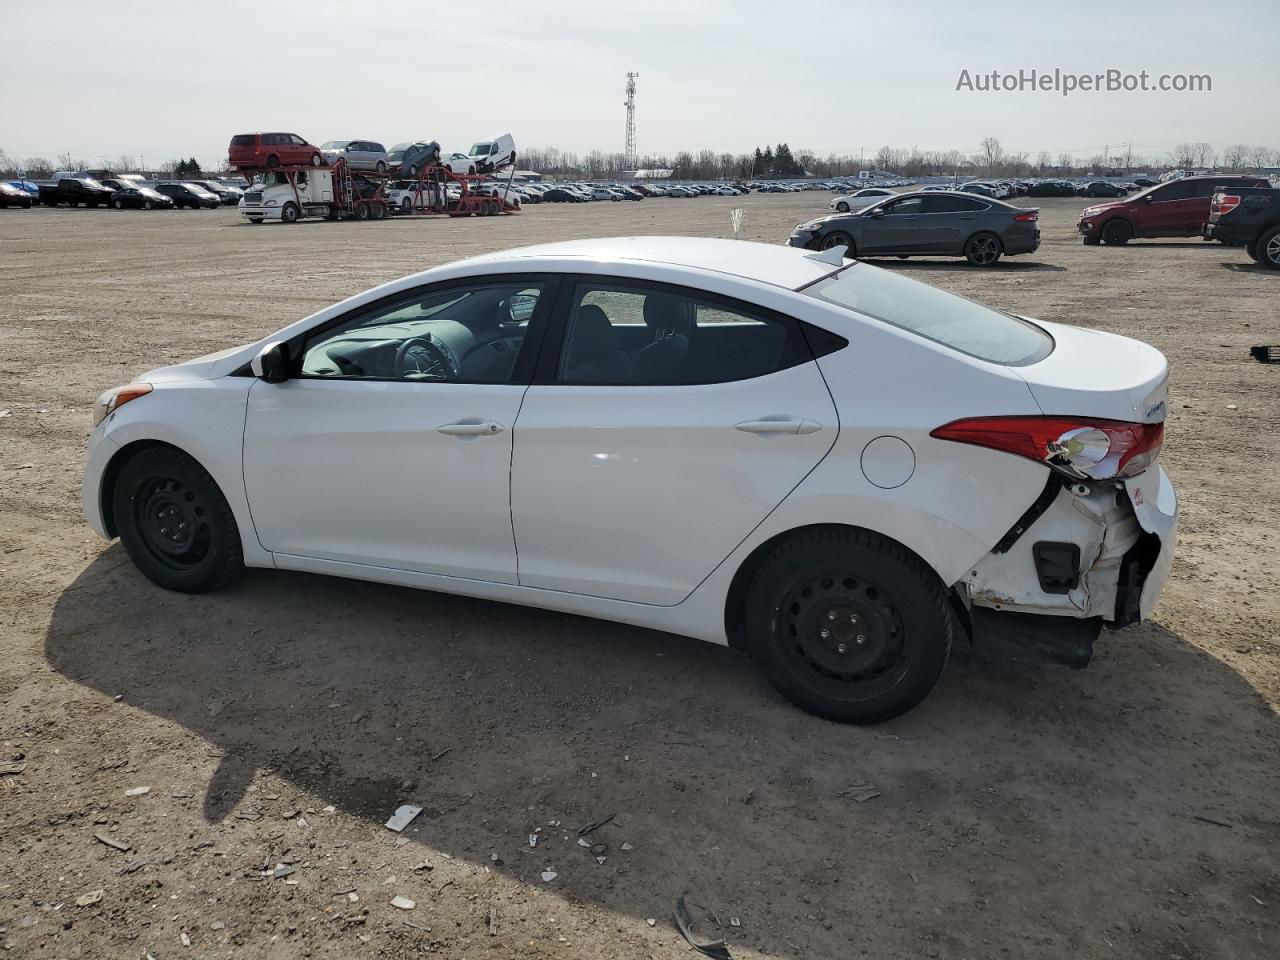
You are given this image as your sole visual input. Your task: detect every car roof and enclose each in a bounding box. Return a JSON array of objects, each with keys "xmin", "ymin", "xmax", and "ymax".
[{"xmin": 461, "ymin": 237, "xmax": 843, "ymax": 291}]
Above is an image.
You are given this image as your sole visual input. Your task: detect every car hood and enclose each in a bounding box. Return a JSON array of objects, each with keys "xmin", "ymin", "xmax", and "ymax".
[
  {"xmin": 1079, "ymin": 199, "xmax": 1127, "ymax": 215},
  {"xmin": 140, "ymin": 344, "xmax": 251, "ymax": 384},
  {"xmin": 1012, "ymin": 318, "xmax": 1167, "ymax": 423}
]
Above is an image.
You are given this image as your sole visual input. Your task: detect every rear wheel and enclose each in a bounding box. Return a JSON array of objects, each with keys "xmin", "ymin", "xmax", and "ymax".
[
  {"xmin": 112, "ymin": 446, "xmax": 244, "ymax": 594},
  {"xmin": 310, "ymin": 152, "xmax": 322, "ymax": 166},
  {"xmin": 266, "ymin": 154, "xmax": 280, "ymax": 168},
  {"xmin": 744, "ymin": 528, "xmax": 952, "ymax": 724},
  {"xmin": 401, "ymin": 197, "xmax": 413, "ymax": 213},
  {"xmin": 964, "ymin": 232, "xmax": 1002, "ymax": 266},
  {"xmin": 1257, "ymin": 226, "xmax": 1280, "ymax": 270},
  {"xmin": 369, "ymin": 201, "xmax": 386, "ymax": 220},
  {"xmin": 355, "ymin": 203, "xmax": 370, "ymax": 220},
  {"xmin": 1101, "ymin": 218, "xmax": 1132, "ymax": 245}
]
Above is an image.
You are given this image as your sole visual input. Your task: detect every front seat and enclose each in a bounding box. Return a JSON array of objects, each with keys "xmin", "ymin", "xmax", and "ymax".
[
  {"xmin": 564, "ymin": 305, "xmax": 629, "ymax": 383},
  {"xmin": 631, "ymin": 293, "xmax": 690, "ymax": 384}
]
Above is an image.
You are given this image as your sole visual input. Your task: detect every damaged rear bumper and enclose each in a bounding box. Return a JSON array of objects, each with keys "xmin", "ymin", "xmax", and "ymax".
[{"xmin": 958, "ymin": 466, "xmax": 1177, "ymax": 656}]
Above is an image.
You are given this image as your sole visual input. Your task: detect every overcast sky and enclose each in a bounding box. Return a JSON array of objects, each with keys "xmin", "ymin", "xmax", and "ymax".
[{"xmin": 2, "ymin": 0, "xmax": 1276, "ymax": 170}]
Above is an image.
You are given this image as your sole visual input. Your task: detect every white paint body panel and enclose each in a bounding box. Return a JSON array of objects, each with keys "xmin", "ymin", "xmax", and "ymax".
[{"xmin": 80, "ymin": 238, "xmax": 1178, "ymax": 650}]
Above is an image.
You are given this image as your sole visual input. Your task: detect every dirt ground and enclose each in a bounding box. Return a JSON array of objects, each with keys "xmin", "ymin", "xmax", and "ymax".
[{"xmin": 1, "ymin": 193, "xmax": 1277, "ymax": 960}]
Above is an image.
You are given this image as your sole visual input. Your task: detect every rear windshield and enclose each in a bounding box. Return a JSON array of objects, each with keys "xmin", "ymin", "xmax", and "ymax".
[
  {"xmin": 230, "ymin": 135, "xmax": 255, "ymax": 146},
  {"xmin": 803, "ymin": 264, "xmax": 1053, "ymax": 365}
]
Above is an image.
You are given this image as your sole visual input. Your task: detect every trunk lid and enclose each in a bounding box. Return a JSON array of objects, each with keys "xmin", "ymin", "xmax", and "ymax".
[{"xmin": 1012, "ymin": 318, "xmax": 1168, "ymax": 423}]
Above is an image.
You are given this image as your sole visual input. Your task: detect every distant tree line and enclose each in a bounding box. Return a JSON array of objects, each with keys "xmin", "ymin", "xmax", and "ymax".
[{"xmin": 2, "ymin": 140, "xmax": 1276, "ymax": 182}]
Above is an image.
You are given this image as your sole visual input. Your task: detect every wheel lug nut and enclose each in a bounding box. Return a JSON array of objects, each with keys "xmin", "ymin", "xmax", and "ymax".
[
  {"xmin": 856, "ymin": 635, "xmax": 866, "ymax": 645},
  {"xmin": 836, "ymin": 642, "xmax": 849, "ymax": 654},
  {"xmin": 827, "ymin": 611, "xmax": 837, "ymax": 621},
  {"xmin": 819, "ymin": 629, "xmax": 831, "ymax": 640}
]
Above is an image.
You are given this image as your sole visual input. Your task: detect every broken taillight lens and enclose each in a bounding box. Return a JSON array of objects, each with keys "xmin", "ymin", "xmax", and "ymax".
[{"xmin": 931, "ymin": 416, "xmax": 1163, "ymax": 480}]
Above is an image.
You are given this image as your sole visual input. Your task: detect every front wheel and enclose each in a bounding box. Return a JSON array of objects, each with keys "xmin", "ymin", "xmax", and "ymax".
[
  {"xmin": 401, "ymin": 197, "xmax": 413, "ymax": 213},
  {"xmin": 835, "ymin": 201, "xmax": 850, "ymax": 212},
  {"xmin": 1101, "ymin": 218, "xmax": 1132, "ymax": 245},
  {"xmin": 113, "ymin": 199, "xmax": 125, "ymax": 210},
  {"xmin": 744, "ymin": 528, "xmax": 952, "ymax": 724},
  {"xmin": 964, "ymin": 232, "xmax": 1003, "ymax": 266},
  {"xmin": 375, "ymin": 161, "xmax": 386, "ymax": 173},
  {"xmin": 281, "ymin": 202, "xmax": 300, "ymax": 224},
  {"xmin": 113, "ymin": 446, "xmax": 244, "ymax": 594},
  {"xmin": 819, "ymin": 231, "xmax": 854, "ymax": 254},
  {"xmin": 1257, "ymin": 226, "xmax": 1280, "ymax": 270},
  {"xmin": 144, "ymin": 199, "xmax": 155, "ymax": 210}
]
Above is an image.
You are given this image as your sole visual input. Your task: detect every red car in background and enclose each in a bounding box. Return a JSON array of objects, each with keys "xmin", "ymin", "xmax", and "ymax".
[
  {"xmin": 1079, "ymin": 174, "xmax": 1268, "ymax": 245},
  {"xmin": 228, "ymin": 133, "xmax": 324, "ymax": 170}
]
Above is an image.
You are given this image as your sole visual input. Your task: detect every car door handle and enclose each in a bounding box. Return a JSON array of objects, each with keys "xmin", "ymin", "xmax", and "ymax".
[
  {"xmin": 735, "ymin": 418, "xmax": 821, "ymax": 435},
  {"xmin": 959, "ymin": 214, "xmax": 976, "ymax": 220},
  {"xmin": 437, "ymin": 420, "xmax": 505, "ymax": 437}
]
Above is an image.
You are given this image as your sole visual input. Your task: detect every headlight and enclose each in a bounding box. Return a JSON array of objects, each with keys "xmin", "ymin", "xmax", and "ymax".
[
  {"xmin": 92, "ymin": 383, "xmax": 152, "ymax": 428},
  {"xmin": 265, "ymin": 200, "xmax": 277, "ymax": 206},
  {"xmin": 1082, "ymin": 207, "xmax": 1102, "ymax": 217}
]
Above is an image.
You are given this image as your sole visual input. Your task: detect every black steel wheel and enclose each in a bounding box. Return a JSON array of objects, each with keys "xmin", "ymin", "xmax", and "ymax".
[
  {"xmin": 112, "ymin": 446, "xmax": 243, "ymax": 593},
  {"xmin": 964, "ymin": 232, "xmax": 1003, "ymax": 266},
  {"xmin": 745, "ymin": 528, "xmax": 952, "ymax": 723}
]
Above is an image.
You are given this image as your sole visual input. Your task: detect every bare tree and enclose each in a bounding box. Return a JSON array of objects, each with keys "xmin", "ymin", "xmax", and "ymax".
[
  {"xmin": 1222, "ymin": 144, "xmax": 1248, "ymax": 170},
  {"xmin": 1247, "ymin": 145, "xmax": 1274, "ymax": 170},
  {"xmin": 978, "ymin": 137, "xmax": 1003, "ymax": 174},
  {"xmin": 1057, "ymin": 152, "xmax": 1073, "ymax": 173},
  {"xmin": 1035, "ymin": 151, "xmax": 1051, "ymax": 172}
]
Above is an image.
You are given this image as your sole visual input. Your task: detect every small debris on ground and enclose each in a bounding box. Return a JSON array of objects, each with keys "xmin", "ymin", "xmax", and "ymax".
[
  {"xmin": 674, "ymin": 896, "xmax": 734, "ymax": 960},
  {"xmin": 94, "ymin": 833, "xmax": 131, "ymax": 852},
  {"xmin": 180, "ymin": 932, "xmax": 191, "ymax": 946},
  {"xmin": 647, "ymin": 918, "xmax": 657, "ymax": 927},
  {"xmin": 390, "ymin": 895, "xmax": 416, "ymax": 910},
  {"xmin": 384, "ymin": 804, "xmax": 423, "ymax": 833},
  {"xmin": 0, "ymin": 761, "xmax": 26, "ymax": 776},
  {"xmin": 540, "ymin": 870, "xmax": 557, "ymax": 882},
  {"xmin": 124, "ymin": 786, "xmax": 151, "ymax": 797},
  {"xmin": 837, "ymin": 781, "xmax": 881, "ymax": 803},
  {"xmin": 75, "ymin": 889, "xmax": 104, "ymax": 907},
  {"xmin": 576, "ymin": 812, "xmax": 615, "ymax": 836}
]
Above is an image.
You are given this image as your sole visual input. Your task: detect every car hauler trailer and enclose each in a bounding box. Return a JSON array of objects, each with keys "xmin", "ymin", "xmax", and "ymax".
[{"xmin": 238, "ymin": 157, "xmax": 519, "ymax": 224}]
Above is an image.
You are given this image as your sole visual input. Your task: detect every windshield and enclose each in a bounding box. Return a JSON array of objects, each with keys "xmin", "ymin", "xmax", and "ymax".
[
  {"xmin": 320, "ymin": 141, "xmax": 349, "ymax": 150},
  {"xmin": 804, "ymin": 264, "xmax": 1053, "ymax": 365},
  {"xmin": 469, "ymin": 143, "xmax": 493, "ymax": 155},
  {"xmin": 186, "ymin": 184, "xmax": 216, "ymax": 197}
]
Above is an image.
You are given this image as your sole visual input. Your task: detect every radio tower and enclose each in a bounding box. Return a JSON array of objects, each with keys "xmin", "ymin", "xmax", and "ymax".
[{"xmin": 624, "ymin": 72, "xmax": 638, "ymax": 170}]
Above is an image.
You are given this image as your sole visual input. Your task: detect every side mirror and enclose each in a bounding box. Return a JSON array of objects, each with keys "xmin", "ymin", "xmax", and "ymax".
[
  {"xmin": 250, "ymin": 341, "xmax": 290, "ymax": 383},
  {"xmin": 1143, "ymin": 194, "xmax": 1154, "ymax": 202},
  {"xmin": 868, "ymin": 207, "xmax": 886, "ymax": 218}
]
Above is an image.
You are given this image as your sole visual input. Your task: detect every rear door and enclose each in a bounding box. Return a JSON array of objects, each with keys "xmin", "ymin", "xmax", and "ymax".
[
  {"xmin": 1135, "ymin": 179, "xmax": 1197, "ymax": 236},
  {"xmin": 510, "ymin": 276, "xmax": 839, "ymax": 605}
]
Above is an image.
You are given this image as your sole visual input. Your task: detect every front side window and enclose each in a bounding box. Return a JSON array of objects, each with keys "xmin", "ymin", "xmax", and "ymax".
[
  {"xmin": 804, "ymin": 264, "xmax": 1052, "ymax": 366},
  {"xmin": 556, "ymin": 281, "xmax": 812, "ymax": 385},
  {"xmin": 883, "ymin": 197, "xmax": 925, "ymax": 215},
  {"xmin": 300, "ymin": 280, "xmax": 549, "ymax": 383}
]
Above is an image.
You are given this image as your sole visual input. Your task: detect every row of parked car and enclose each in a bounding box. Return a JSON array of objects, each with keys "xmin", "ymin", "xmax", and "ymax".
[
  {"xmin": 3, "ymin": 172, "xmax": 249, "ymax": 210},
  {"xmin": 226, "ymin": 132, "xmax": 518, "ymax": 177}
]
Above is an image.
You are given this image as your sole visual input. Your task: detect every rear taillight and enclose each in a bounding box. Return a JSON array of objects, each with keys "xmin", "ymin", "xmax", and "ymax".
[
  {"xmin": 931, "ymin": 416, "xmax": 1163, "ymax": 480},
  {"xmin": 1211, "ymin": 192, "xmax": 1240, "ymax": 216},
  {"xmin": 1013, "ymin": 210, "xmax": 1039, "ymax": 222}
]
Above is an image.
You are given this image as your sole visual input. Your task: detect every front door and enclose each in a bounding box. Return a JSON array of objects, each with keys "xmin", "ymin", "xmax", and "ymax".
[
  {"xmin": 242, "ymin": 276, "xmax": 554, "ymax": 582},
  {"xmin": 510, "ymin": 277, "xmax": 838, "ymax": 605}
]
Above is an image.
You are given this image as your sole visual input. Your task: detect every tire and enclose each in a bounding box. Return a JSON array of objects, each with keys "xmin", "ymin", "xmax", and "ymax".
[
  {"xmin": 836, "ymin": 201, "xmax": 850, "ymax": 212},
  {"xmin": 964, "ymin": 232, "xmax": 1003, "ymax": 266},
  {"xmin": 112, "ymin": 446, "xmax": 244, "ymax": 594},
  {"xmin": 401, "ymin": 197, "xmax": 413, "ymax": 213},
  {"xmin": 375, "ymin": 161, "xmax": 386, "ymax": 173},
  {"xmin": 819, "ymin": 231, "xmax": 854, "ymax": 254},
  {"xmin": 266, "ymin": 155, "xmax": 280, "ymax": 168},
  {"xmin": 144, "ymin": 200, "xmax": 154, "ymax": 210},
  {"xmin": 744, "ymin": 528, "xmax": 952, "ymax": 724},
  {"xmin": 1101, "ymin": 218, "xmax": 1132, "ymax": 245},
  {"xmin": 369, "ymin": 201, "xmax": 386, "ymax": 220},
  {"xmin": 113, "ymin": 199, "xmax": 124, "ymax": 210},
  {"xmin": 408, "ymin": 164, "xmax": 418, "ymax": 177},
  {"xmin": 355, "ymin": 204, "xmax": 370, "ymax": 221},
  {"xmin": 310, "ymin": 152, "xmax": 322, "ymax": 166},
  {"xmin": 281, "ymin": 202, "xmax": 300, "ymax": 224},
  {"xmin": 1245, "ymin": 240, "xmax": 1259, "ymax": 262},
  {"xmin": 1257, "ymin": 226, "xmax": 1280, "ymax": 270}
]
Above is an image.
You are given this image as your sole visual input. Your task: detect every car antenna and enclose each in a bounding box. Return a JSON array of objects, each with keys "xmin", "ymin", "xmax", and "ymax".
[{"xmin": 804, "ymin": 245, "xmax": 850, "ymax": 266}]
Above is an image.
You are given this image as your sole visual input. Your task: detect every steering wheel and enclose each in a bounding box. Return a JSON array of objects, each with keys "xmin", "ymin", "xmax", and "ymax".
[{"xmin": 395, "ymin": 336, "xmax": 456, "ymax": 381}]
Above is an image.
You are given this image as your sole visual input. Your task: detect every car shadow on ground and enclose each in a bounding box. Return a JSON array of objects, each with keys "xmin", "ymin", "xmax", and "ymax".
[
  {"xmin": 44, "ymin": 548, "xmax": 1280, "ymax": 959},
  {"xmin": 864, "ymin": 258, "xmax": 1067, "ymax": 273},
  {"xmin": 1220, "ymin": 261, "xmax": 1274, "ymax": 274}
]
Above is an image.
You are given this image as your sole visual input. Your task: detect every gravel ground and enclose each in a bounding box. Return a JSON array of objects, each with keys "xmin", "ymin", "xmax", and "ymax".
[{"xmin": 0, "ymin": 194, "xmax": 1277, "ymax": 960}]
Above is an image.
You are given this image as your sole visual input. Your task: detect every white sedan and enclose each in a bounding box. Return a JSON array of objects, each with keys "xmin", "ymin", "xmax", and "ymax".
[
  {"xmin": 82, "ymin": 238, "xmax": 1177, "ymax": 723},
  {"xmin": 830, "ymin": 187, "xmax": 896, "ymax": 213}
]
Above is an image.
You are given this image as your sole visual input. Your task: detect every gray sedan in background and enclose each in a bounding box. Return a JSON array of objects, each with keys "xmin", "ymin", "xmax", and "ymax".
[{"xmin": 789, "ymin": 192, "xmax": 1040, "ymax": 267}]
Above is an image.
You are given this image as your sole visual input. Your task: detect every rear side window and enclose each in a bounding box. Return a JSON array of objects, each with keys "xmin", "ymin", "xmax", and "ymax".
[
  {"xmin": 230, "ymin": 135, "xmax": 255, "ymax": 146},
  {"xmin": 803, "ymin": 264, "xmax": 1052, "ymax": 365}
]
